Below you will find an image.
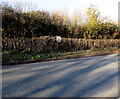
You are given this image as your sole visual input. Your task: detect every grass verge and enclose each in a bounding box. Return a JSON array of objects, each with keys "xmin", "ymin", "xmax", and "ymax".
[{"xmin": 2, "ymin": 47, "xmax": 120, "ymax": 66}]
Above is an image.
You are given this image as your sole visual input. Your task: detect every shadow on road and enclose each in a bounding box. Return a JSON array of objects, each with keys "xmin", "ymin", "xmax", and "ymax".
[{"xmin": 2, "ymin": 54, "xmax": 119, "ymax": 97}]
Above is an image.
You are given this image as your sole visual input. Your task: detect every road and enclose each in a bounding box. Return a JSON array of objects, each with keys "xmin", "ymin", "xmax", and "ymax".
[{"xmin": 2, "ymin": 54, "xmax": 119, "ymax": 97}]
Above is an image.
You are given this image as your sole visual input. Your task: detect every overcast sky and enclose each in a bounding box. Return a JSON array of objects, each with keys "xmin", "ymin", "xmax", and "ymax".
[{"xmin": 2, "ymin": 0, "xmax": 120, "ymax": 21}]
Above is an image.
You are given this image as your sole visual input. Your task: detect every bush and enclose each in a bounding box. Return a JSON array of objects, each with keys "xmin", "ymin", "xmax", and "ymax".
[
  {"xmin": 2, "ymin": 4, "xmax": 120, "ymax": 39},
  {"xmin": 2, "ymin": 37, "xmax": 120, "ymax": 53}
]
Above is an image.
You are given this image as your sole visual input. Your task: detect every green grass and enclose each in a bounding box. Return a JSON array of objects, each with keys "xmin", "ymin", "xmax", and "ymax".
[{"xmin": 2, "ymin": 47, "xmax": 120, "ymax": 66}]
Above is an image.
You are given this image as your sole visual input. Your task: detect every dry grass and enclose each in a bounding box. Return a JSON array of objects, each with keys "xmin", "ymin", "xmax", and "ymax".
[{"xmin": 2, "ymin": 47, "xmax": 119, "ymax": 66}]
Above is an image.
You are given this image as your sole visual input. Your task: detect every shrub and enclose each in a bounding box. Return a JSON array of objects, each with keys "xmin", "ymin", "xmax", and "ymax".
[{"xmin": 2, "ymin": 37, "xmax": 120, "ymax": 53}]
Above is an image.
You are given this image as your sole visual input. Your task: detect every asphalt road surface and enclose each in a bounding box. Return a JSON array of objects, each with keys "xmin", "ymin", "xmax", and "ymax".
[{"xmin": 2, "ymin": 54, "xmax": 119, "ymax": 97}]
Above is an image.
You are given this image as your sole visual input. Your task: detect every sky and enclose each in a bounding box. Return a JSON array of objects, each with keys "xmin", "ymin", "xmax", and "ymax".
[{"xmin": 2, "ymin": 0, "xmax": 120, "ymax": 21}]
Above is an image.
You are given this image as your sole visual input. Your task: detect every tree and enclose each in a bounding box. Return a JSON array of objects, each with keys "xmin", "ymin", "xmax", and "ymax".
[
  {"xmin": 70, "ymin": 11, "xmax": 84, "ymax": 38},
  {"xmin": 84, "ymin": 5, "xmax": 100, "ymax": 39}
]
